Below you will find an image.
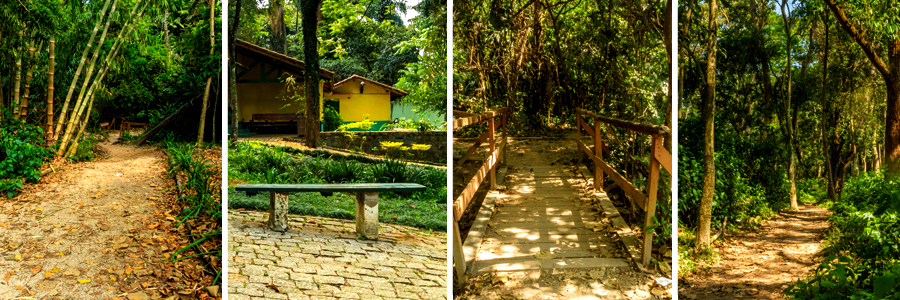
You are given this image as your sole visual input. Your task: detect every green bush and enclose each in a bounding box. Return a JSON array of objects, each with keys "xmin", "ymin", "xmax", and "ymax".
[
  {"xmin": 228, "ymin": 141, "xmax": 447, "ymax": 231},
  {"xmin": 379, "ymin": 117, "xmax": 445, "ymax": 131},
  {"xmin": 0, "ymin": 111, "xmax": 53, "ymax": 198},
  {"xmin": 787, "ymin": 172, "xmax": 900, "ymax": 299},
  {"xmin": 323, "ymin": 106, "xmax": 343, "ymax": 132},
  {"xmin": 679, "ymin": 116, "xmax": 784, "ymax": 232}
]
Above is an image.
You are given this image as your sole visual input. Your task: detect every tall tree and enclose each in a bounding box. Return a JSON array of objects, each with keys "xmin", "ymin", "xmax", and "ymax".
[
  {"xmin": 197, "ymin": 0, "xmax": 215, "ymax": 145},
  {"xmin": 269, "ymin": 0, "xmax": 286, "ymax": 54},
  {"xmin": 303, "ymin": 0, "xmax": 323, "ymax": 148},
  {"xmin": 780, "ymin": 0, "xmax": 798, "ymax": 210},
  {"xmin": 696, "ymin": 0, "xmax": 718, "ymax": 249},
  {"xmin": 228, "ymin": 0, "xmax": 242, "ymax": 143},
  {"xmin": 824, "ymin": 0, "xmax": 900, "ymax": 173}
]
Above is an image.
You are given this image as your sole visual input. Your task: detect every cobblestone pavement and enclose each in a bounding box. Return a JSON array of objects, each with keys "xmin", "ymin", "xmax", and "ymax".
[{"xmin": 228, "ymin": 210, "xmax": 448, "ymax": 300}]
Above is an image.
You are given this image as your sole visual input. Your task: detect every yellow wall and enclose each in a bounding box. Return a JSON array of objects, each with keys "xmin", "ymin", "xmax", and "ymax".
[
  {"xmin": 329, "ymin": 79, "xmax": 392, "ymax": 122},
  {"xmin": 235, "ymin": 53, "xmax": 326, "ymax": 121},
  {"xmin": 236, "ymin": 82, "xmax": 294, "ymax": 121}
]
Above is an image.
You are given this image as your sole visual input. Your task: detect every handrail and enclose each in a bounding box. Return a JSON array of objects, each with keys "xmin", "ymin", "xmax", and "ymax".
[
  {"xmin": 575, "ymin": 108, "xmax": 671, "ymax": 268},
  {"xmin": 451, "ymin": 107, "xmax": 508, "ymax": 288},
  {"xmin": 576, "ymin": 108, "xmax": 670, "ymax": 135}
]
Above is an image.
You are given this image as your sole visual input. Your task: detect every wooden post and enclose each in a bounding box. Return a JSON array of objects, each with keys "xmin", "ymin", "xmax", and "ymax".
[
  {"xmin": 453, "ymin": 221, "xmax": 467, "ymax": 289},
  {"xmin": 595, "ymin": 117, "xmax": 604, "ymax": 190},
  {"xmin": 489, "ymin": 112, "xmax": 496, "ymax": 190},
  {"xmin": 268, "ymin": 191, "xmax": 290, "ymax": 232},
  {"xmin": 642, "ymin": 134, "xmax": 662, "ymax": 267},
  {"xmin": 501, "ymin": 112, "xmax": 507, "ymax": 165},
  {"xmin": 356, "ymin": 192, "xmax": 379, "ymax": 239}
]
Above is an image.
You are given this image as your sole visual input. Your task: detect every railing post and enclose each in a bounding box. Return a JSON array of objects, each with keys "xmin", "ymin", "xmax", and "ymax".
[
  {"xmin": 643, "ymin": 134, "xmax": 662, "ymax": 267},
  {"xmin": 501, "ymin": 111, "xmax": 507, "ymax": 165},
  {"xmin": 489, "ymin": 111, "xmax": 496, "ymax": 190},
  {"xmin": 453, "ymin": 220, "xmax": 467, "ymax": 289},
  {"xmin": 594, "ymin": 117, "xmax": 603, "ymax": 190}
]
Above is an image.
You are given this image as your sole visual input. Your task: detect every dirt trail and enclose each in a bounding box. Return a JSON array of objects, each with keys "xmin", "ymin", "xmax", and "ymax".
[
  {"xmin": 0, "ymin": 134, "xmax": 201, "ymax": 299},
  {"xmin": 681, "ymin": 204, "xmax": 831, "ymax": 299}
]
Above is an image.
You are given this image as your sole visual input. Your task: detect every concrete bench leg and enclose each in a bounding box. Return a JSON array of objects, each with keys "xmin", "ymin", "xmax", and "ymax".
[
  {"xmin": 268, "ymin": 191, "xmax": 289, "ymax": 232},
  {"xmin": 355, "ymin": 192, "xmax": 379, "ymax": 239}
]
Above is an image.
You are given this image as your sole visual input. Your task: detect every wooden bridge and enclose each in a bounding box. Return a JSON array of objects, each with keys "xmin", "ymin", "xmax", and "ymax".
[{"xmin": 452, "ymin": 108, "xmax": 671, "ymax": 287}]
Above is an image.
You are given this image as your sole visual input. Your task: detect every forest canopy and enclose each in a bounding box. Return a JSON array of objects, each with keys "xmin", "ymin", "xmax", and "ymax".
[{"xmin": 454, "ymin": 0, "xmax": 672, "ymax": 133}]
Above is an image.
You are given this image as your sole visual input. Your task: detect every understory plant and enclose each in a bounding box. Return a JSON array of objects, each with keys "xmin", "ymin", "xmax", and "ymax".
[
  {"xmin": 166, "ymin": 142, "xmax": 221, "ymax": 283},
  {"xmin": 0, "ymin": 110, "xmax": 53, "ymax": 198},
  {"xmin": 787, "ymin": 172, "xmax": 900, "ymax": 299}
]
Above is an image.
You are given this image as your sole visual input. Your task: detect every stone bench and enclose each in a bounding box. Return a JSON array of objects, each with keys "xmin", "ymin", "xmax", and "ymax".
[{"xmin": 234, "ymin": 183, "xmax": 427, "ymax": 239}]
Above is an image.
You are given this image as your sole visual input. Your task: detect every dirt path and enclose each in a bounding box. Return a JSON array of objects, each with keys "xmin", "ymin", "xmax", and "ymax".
[
  {"xmin": 680, "ymin": 204, "xmax": 831, "ymax": 299},
  {"xmin": 0, "ymin": 135, "xmax": 211, "ymax": 299}
]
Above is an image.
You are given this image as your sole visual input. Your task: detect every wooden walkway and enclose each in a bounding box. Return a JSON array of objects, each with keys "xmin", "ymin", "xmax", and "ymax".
[{"xmin": 469, "ymin": 140, "xmax": 633, "ymax": 274}]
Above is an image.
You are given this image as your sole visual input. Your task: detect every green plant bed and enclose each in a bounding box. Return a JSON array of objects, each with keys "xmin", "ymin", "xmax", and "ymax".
[{"xmin": 227, "ymin": 187, "xmax": 447, "ymax": 232}]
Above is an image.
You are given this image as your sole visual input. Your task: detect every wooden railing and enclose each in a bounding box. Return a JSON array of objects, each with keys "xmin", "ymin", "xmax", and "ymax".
[
  {"xmin": 451, "ymin": 107, "xmax": 508, "ymax": 286},
  {"xmin": 575, "ymin": 108, "xmax": 672, "ymax": 267}
]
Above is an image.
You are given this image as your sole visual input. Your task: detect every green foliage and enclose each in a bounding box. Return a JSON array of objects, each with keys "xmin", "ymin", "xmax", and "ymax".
[
  {"xmin": 679, "ymin": 116, "xmax": 785, "ymax": 233},
  {"xmin": 166, "ymin": 142, "xmax": 222, "ymax": 224},
  {"xmin": 228, "ymin": 141, "xmax": 447, "ymax": 230},
  {"xmin": 164, "ymin": 142, "xmax": 221, "ymax": 284},
  {"xmin": 68, "ymin": 133, "xmax": 101, "ymax": 163},
  {"xmin": 379, "ymin": 117, "xmax": 444, "ymax": 132},
  {"xmin": 0, "ymin": 110, "xmax": 53, "ymax": 198},
  {"xmin": 336, "ymin": 115, "xmax": 375, "ymax": 132},
  {"xmin": 323, "ymin": 159, "xmax": 368, "ymax": 183},
  {"xmin": 323, "ymin": 105, "xmax": 343, "ymax": 131},
  {"xmin": 788, "ymin": 173, "xmax": 900, "ymax": 299}
]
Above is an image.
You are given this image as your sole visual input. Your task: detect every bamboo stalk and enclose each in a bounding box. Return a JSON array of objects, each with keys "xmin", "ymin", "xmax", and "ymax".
[
  {"xmin": 12, "ymin": 31, "xmax": 23, "ymax": 119},
  {"xmin": 47, "ymin": 35, "xmax": 55, "ymax": 144},
  {"xmin": 21, "ymin": 39, "xmax": 42, "ymax": 121},
  {"xmin": 197, "ymin": 0, "xmax": 215, "ymax": 145},
  {"xmin": 54, "ymin": 0, "xmax": 113, "ymax": 142},
  {"xmin": 63, "ymin": 1, "xmax": 148, "ymax": 156},
  {"xmin": 59, "ymin": 0, "xmax": 133, "ymax": 156}
]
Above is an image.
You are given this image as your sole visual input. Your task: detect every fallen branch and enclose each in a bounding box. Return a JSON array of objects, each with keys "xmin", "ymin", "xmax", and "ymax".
[{"xmin": 132, "ymin": 102, "xmax": 190, "ymax": 146}]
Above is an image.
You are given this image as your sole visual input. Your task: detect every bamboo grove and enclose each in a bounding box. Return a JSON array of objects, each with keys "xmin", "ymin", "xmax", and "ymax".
[{"xmin": 1, "ymin": 0, "xmax": 222, "ymax": 160}]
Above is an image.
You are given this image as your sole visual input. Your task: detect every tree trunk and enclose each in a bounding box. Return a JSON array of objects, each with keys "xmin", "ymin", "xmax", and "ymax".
[
  {"xmin": 696, "ymin": 0, "xmax": 717, "ymax": 250},
  {"xmin": 229, "ymin": 0, "xmax": 242, "ymax": 142},
  {"xmin": 780, "ymin": 0, "xmax": 798, "ymax": 210},
  {"xmin": 197, "ymin": 0, "xmax": 215, "ymax": 146},
  {"xmin": 821, "ymin": 13, "xmax": 838, "ymax": 202},
  {"xmin": 55, "ymin": 0, "xmax": 113, "ymax": 141},
  {"xmin": 270, "ymin": 0, "xmax": 286, "ymax": 54},
  {"xmin": 302, "ymin": 0, "xmax": 323, "ymax": 148},
  {"xmin": 163, "ymin": 9, "xmax": 171, "ymax": 53},
  {"xmin": 133, "ymin": 103, "xmax": 190, "ymax": 146},
  {"xmin": 47, "ymin": 35, "xmax": 55, "ymax": 145}
]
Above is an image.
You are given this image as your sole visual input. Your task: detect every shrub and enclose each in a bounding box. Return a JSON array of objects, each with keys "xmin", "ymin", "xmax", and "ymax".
[
  {"xmin": 787, "ymin": 172, "xmax": 900, "ymax": 299},
  {"xmin": 0, "ymin": 111, "xmax": 53, "ymax": 198}
]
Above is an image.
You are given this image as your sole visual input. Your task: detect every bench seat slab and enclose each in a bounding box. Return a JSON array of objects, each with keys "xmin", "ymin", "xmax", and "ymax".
[{"xmin": 356, "ymin": 192, "xmax": 379, "ymax": 239}]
